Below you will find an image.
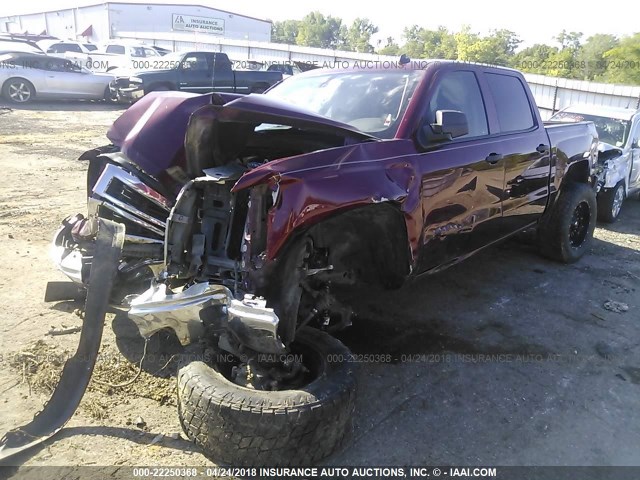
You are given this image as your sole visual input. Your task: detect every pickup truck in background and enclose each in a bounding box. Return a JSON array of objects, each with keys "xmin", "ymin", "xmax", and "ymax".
[
  {"xmin": 550, "ymin": 105, "xmax": 640, "ymax": 222},
  {"xmin": 111, "ymin": 51, "xmax": 283, "ymax": 101},
  {"xmin": 36, "ymin": 61, "xmax": 600, "ymax": 467}
]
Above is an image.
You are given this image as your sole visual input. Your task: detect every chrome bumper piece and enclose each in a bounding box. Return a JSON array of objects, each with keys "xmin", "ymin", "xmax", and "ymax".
[{"xmin": 127, "ymin": 282, "xmax": 286, "ymax": 353}]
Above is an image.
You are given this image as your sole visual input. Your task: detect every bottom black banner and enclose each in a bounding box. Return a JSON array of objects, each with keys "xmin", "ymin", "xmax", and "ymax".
[{"xmin": 1, "ymin": 466, "xmax": 640, "ymax": 480}]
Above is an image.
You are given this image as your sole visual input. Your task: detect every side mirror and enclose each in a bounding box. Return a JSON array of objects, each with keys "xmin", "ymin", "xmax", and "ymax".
[
  {"xmin": 432, "ymin": 110, "xmax": 469, "ymax": 138},
  {"xmin": 416, "ymin": 110, "xmax": 469, "ymax": 149}
]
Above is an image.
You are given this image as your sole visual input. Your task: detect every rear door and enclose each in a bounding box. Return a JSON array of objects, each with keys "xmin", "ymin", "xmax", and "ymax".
[{"xmin": 481, "ymin": 71, "xmax": 551, "ymax": 232}]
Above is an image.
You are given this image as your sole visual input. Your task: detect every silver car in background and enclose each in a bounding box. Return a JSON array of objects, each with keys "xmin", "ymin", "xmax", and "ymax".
[{"xmin": 0, "ymin": 52, "xmax": 116, "ymax": 104}]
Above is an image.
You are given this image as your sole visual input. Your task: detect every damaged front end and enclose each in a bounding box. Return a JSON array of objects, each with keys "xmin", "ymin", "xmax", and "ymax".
[
  {"xmin": 595, "ymin": 142, "xmax": 628, "ymax": 191},
  {"xmin": 48, "ymin": 93, "xmax": 380, "ymax": 390}
]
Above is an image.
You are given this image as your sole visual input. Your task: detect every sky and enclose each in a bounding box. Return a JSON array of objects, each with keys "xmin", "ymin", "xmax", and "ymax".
[{"xmin": 1, "ymin": 0, "xmax": 638, "ymax": 48}]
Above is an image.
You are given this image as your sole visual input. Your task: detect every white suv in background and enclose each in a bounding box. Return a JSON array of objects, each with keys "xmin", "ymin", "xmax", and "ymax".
[{"xmin": 100, "ymin": 42, "xmax": 162, "ymax": 72}]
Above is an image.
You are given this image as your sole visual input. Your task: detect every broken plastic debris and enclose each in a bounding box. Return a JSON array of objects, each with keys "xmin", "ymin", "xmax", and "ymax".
[{"xmin": 603, "ymin": 300, "xmax": 629, "ymax": 313}]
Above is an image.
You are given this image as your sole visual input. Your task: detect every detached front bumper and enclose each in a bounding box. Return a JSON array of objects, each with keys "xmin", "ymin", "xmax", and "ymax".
[{"xmin": 110, "ymin": 78, "xmax": 144, "ymax": 102}]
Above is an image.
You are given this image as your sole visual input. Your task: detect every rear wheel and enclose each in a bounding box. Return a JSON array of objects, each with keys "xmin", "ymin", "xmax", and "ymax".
[
  {"xmin": 2, "ymin": 78, "xmax": 35, "ymax": 104},
  {"xmin": 177, "ymin": 327, "xmax": 356, "ymax": 466},
  {"xmin": 537, "ymin": 182, "xmax": 597, "ymax": 263},
  {"xmin": 597, "ymin": 181, "xmax": 625, "ymax": 223}
]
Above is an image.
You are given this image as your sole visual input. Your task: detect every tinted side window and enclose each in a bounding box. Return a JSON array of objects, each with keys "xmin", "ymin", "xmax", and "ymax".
[
  {"xmin": 486, "ymin": 73, "xmax": 535, "ymax": 132},
  {"xmin": 182, "ymin": 53, "xmax": 210, "ymax": 72},
  {"xmin": 52, "ymin": 43, "xmax": 81, "ymax": 53},
  {"xmin": 631, "ymin": 121, "xmax": 640, "ymax": 148},
  {"xmin": 44, "ymin": 58, "xmax": 68, "ymax": 71},
  {"xmin": 106, "ymin": 45, "xmax": 125, "ymax": 54},
  {"xmin": 427, "ymin": 71, "xmax": 488, "ymax": 139}
]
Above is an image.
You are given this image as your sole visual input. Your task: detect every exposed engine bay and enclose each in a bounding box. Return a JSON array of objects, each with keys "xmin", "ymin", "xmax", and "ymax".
[{"xmin": 50, "ymin": 104, "xmax": 394, "ymax": 393}]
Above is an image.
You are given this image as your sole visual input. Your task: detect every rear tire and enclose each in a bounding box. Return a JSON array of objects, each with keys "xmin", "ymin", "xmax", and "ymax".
[
  {"xmin": 537, "ymin": 182, "xmax": 596, "ymax": 263},
  {"xmin": 177, "ymin": 327, "xmax": 356, "ymax": 466},
  {"xmin": 597, "ymin": 181, "xmax": 625, "ymax": 223}
]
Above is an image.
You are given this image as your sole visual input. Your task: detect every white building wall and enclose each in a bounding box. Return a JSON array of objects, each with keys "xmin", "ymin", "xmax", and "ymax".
[
  {"xmin": 107, "ymin": 3, "xmax": 271, "ymax": 42},
  {"xmin": 1, "ymin": 2, "xmax": 271, "ymax": 44},
  {"xmin": 74, "ymin": 4, "xmax": 110, "ymax": 44}
]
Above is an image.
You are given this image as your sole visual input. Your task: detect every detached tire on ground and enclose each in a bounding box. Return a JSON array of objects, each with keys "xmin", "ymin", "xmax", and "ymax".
[
  {"xmin": 537, "ymin": 182, "xmax": 597, "ymax": 263},
  {"xmin": 597, "ymin": 181, "xmax": 625, "ymax": 223},
  {"xmin": 177, "ymin": 327, "xmax": 356, "ymax": 466}
]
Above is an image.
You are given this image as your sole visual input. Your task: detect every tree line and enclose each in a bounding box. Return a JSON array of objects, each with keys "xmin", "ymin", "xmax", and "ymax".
[{"xmin": 271, "ymin": 12, "xmax": 640, "ymax": 85}]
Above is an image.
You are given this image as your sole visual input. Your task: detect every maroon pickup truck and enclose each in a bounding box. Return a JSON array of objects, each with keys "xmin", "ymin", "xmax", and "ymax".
[{"xmin": 1, "ymin": 61, "xmax": 598, "ymax": 466}]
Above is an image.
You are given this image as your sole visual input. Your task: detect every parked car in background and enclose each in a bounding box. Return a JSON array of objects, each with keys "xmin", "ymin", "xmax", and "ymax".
[
  {"xmin": 550, "ymin": 105, "xmax": 640, "ymax": 222},
  {"xmin": 47, "ymin": 41, "xmax": 96, "ymax": 55},
  {"xmin": 150, "ymin": 45, "xmax": 171, "ymax": 56},
  {"xmin": 112, "ymin": 51, "xmax": 282, "ymax": 101},
  {"xmin": 99, "ymin": 42, "xmax": 161, "ymax": 72},
  {"xmin": 0, "ymin": 52, "xmax": 116, "ymax": 103},
  {"xmin": 263, "ymin": 61, "xmax": 319, "ymax": 78},
  {"xmin": 0, "ymin": 36, "xmax": 45, "ymax": 54}
]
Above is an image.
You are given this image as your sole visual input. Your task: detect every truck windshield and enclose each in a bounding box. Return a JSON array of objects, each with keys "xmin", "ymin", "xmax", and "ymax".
[
  {"xmin": 551, "ymin": 112, "xmax": 630, "ymax": 146},
  {"xmin": 265, "ymin": 70, "xmax": 424, "ymax": 139}
]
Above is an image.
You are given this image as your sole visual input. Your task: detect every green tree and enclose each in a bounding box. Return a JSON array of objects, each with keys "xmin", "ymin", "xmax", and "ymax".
[
  {"xmin": 400, "ymin": 25, "xmax": 457, "ymax": 59},
  {"xmin": 577, "ymin": 34, "xmax": 618, "ymax": 80},
  {"xmin": 401, "ymin": 25, "xmax": 428, "ymax": 58},
  {"xmin": 454, "ymin": 25, "xmax": 481, "ymax": 61},
  {"xmin": 296, "ymin": 12, "xmax": 347, "ymax": 49},
  {"xmin": 271, "ymin": 20, "xmax": 302, "ymax": 44},
  {"xmin": 345, "ymin": 18, "xmax": 378, "ymax": 53},
  {"xmin": 465, "ymin": 29, "xmax": 521, "ymax": 65},
  {"xmin": 378, "ymin": 36, "xmax": 401, "ymax": 56},
  {"xmin": 513, "ymin": 43, "xmax": 559, "ymax": 74},
  {"xmin": 600, "ymin": 33, "xmax": 640, "ymax": 85},
  {"xmin": 555, "ymin": 30, "xmax": 583, "ymax": 51},
  {"xmin": 421, "ymin": 26, "xmax": 457, "ymax": 59}
]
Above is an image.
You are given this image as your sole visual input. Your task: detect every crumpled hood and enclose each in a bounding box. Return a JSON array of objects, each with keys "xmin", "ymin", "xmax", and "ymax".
[
  {"xmin": 107, "ymin": 91, "xmax": 211, "ymax": 175},
  {"xmin": 106, "ymin": 92, "xmax": 376, "ymax": 176},
  {"xmin": 597, "ymin": 142, "xmax": 624, "ymax": 162}
]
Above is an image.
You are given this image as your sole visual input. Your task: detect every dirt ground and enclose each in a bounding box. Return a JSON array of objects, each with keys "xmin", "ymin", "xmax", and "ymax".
[{"xmin": 0, "ymin": 99, "xmax": 639, "ymax": 472}]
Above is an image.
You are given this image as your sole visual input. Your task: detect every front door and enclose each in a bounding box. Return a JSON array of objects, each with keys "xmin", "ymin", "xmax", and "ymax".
[
  {"xmin": 178, "ymin": 53, "xmax": 213, "ymax": 93},
  {"xmin": 628, "ymin": 121, "xmax": 640, "ymax": 189},
  {"xmin": 416, "ymin": 70, "xmax": 506, "ymax": 273}
]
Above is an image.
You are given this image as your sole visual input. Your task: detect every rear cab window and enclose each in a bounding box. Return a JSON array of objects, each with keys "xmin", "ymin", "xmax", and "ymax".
[{"xmin": 485, "ymin": 73, "xmax": 535, "ymax": 133}]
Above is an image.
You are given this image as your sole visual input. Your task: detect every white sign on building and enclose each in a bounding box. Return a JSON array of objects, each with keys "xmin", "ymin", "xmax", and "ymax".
[{"xmin": 172, "ymin": 13, "xmax": 225, "ymax": 35}]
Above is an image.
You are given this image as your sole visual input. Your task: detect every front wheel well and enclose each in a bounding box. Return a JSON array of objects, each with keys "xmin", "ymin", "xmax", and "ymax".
[
  {"xmin": 266, "ymin": 203, "xmax": 412, "ymax": 345},
  {"xmin": 297, "ymin": 203, "xmax": 411, "ymax": 289},
  {"xmin": 562, "ymin": 159, "xmax": 591, "ymax": 186}
]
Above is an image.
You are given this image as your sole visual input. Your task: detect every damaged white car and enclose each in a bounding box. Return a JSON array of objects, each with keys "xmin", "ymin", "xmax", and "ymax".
[{"xmin": 551, "ymin": 105, "xmax": 640, "ymax": 222}]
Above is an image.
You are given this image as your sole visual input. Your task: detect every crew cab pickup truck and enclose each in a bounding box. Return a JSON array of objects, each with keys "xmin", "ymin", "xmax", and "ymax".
[
  {"xmin": 4, "ymin": 61, "xmax": 598, "ymax": 466},
  {"xmin": 112, "ymin": 51, "xmax": 282, "ymax": 101},
  {"xmin": 550, "ymin": 105, "xmax": 640, "ymax": 222}
]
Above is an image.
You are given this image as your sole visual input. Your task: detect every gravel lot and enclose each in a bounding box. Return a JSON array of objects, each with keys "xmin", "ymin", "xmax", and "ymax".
[{"xmin": 0, "ymin": 100, "xmax": 639, "ymax": 472}]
